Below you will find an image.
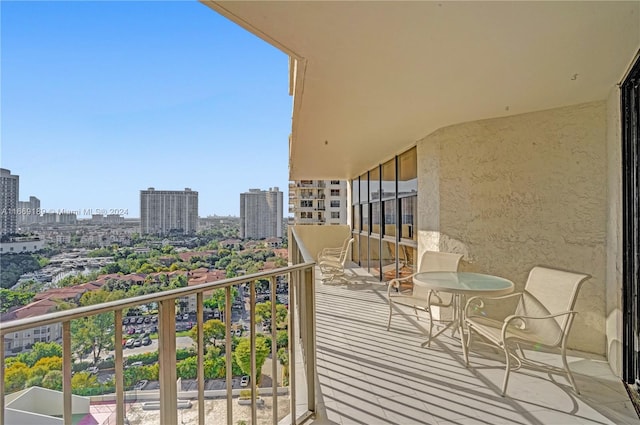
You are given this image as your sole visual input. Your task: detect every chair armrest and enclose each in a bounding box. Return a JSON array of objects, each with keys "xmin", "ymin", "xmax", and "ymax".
[
  {"xmin": 465, "ymin": 293, "xmax": 522, "ymax": 317},
  {"xmin": 501, "ymin": 310, "xmax": 576, "ymax": 336},
  {"xmin": 388, "ymin": 275, "xmax": 414, "ymax": 294}
]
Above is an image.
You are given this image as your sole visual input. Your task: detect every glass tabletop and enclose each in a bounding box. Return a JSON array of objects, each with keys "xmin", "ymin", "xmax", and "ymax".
[{"xmin": 413, "ymin": 271, "xmax": 514, "ymax": 295}]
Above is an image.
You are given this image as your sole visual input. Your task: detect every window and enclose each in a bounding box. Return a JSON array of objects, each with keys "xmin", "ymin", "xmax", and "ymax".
[
  {"xmin": 330, "ymin": 200, "xmax": 340, "ymax": 208},
  {"xmin": 331, "ymin": 212, "xmax": 340, "ymax": 219},
  {"xmin": 352, "ymin": 147, "xmax": 416, "ymax": 279},
  {"xmin": 330, "ymin": 189, "xmax": 341, "ymax": 196},
  {"xmin": 300, "ymin": 200, "xmax": 312, "ymax": 208},
  {"xmin": 330, "ymin": 180, "xmax": 340, "ymax": 185}
]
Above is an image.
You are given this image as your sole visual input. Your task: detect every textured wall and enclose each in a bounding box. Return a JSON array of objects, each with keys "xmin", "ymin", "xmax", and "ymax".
[
  {"xmin": 605, "ymin": 86, "xmax": 623, "ymax": 374},
  {"xmin": 417, "ymin": 101, "xmax": 607, "ymax": 354}
]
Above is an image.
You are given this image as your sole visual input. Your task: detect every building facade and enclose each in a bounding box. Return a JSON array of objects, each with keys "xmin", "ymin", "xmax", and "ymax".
[
  {"xmin": 240, "ymin": 187, "xmax": 283, "ymax": 239},
  {"xmin": 17, "ymin": 196, "xmax": 41, "ymax": 226},
  {"xmin": 289, "ymin": 180, "xmax": 347, "ymax": 225},
  {"xmin": 0, "ymin": 168, "xmax": 19, "ymax": 236},
  {"xmin": 140, "ymin": 188, "xmax": 198, "ymax": 235}
]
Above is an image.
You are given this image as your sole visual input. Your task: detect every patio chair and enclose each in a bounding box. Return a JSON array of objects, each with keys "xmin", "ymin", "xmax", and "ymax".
[
  {"xmin": 464, "ymin": 266, "xmax": 590, "ymax": 396},
  {"xmin": 318, "ymin": 237, "xmax": 352, "ymax": 263},
  {"xmin": 318, "ymin": 238, "xmax": 354, "ymax": 283},
  {"xmin": 386, "ymin": 251, "xmax": 463, "ymax": 343}
]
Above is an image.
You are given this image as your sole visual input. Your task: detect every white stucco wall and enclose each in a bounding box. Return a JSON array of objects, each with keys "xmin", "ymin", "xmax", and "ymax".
[
  {"xmin": 417, "ymin": 101, "xmax": 608, "ymax": 355},
  {"xmin": 289, "ymin": 224, "xmax": 351, "ymax": 261}
]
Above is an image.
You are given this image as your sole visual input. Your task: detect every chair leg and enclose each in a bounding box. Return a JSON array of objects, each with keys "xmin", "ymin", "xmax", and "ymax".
[
  {"xmin": 501, "ymin": 344, "xmax": 512, "ymax": 396},
  {"xmin": 387, "ymin": 302, "xmax": 393, "ymax": 331},
  {"xmin": 561, "ymin": 343, "xmax": 580, "ymax": 394},
  {"xmin": 414, "ymin": 306, "xmax": 420, "ymax": 321},
  {"xmin": 464, "ymin": 328, "xmax": 472, "ymax": 366},
  {"xmin": 426, "ymin": 308, "xmax": 434, "ymax": 348}
]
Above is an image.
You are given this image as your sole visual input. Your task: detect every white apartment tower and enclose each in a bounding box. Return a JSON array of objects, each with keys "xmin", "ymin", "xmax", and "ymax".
[
  {"xmin": 0, "ymin": 168, "xmax": 19, "ymax": 236},
  {"xmin": 288, "ymin": 180, "xmax": 347, "ymax": 225},
  {"xmin": 240, "ymin": 187, "xmax": 283, "ymax": 239},
  {"xmin": 140, "ymin": 188, "xmax": 198, "ymax": 235}
]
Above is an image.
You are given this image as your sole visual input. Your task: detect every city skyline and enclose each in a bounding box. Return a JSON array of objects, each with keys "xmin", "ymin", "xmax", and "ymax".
[{"xmin": 1, "ymin": 1, "xmax": 291, "ymax": 218}]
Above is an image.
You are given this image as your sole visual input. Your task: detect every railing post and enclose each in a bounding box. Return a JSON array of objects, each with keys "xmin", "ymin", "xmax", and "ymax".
[
  {"xmin": 304, "ymin": 266, "xmax": 316, "ymax": 415},
  {"xmin": 0, "ymin": 329, "xmax": 5, "ymax": 425},
  {"xmin": 62, "ymin": 321, "xmax": 72, "ymax": 425},
  {"xmin": 196, "ymin": 292, "xmax": 205, "ymax": 425},
  {"xmin": 114, "ymin": 310, "xmax": 124, "ymax": 425},
  {"xmin": 158, "ymin": 299, "xmax": 177, "ymax": 425},
  {"xmin": 270, "ymin": 275, "xmax": 278, "ymax": 425},
  {"xmin": 288, "ymin": 272, "xmax": 296, "ymax": 425},
  {"xmin": 250, "ymin": 280, "xmax": 257, "ymax": 425},
  {"xmin": 225, "ymin": 286, "xmax": 233, "ymax": 425}
]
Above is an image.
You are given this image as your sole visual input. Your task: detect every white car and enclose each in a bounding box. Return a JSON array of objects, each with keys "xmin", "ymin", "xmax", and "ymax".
[
  {"xmin": 86, "ymin": 366, "xmax": 99, "ymax": 375},
  {"xmin": 240, "ymin": 376, "xmax": 249, "ymax": 387}
]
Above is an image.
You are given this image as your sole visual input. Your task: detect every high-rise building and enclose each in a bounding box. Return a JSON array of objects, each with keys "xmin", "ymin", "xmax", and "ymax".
[
  {"xmin": 1, "ymin": 168, "xmax": 19, "ymax": 236},
  {"xmin": 288, "ymin": 180, "xmax": 347, "ymax": 225},
  {"xmin": 140, "ymin": 188, "xmax": 198, "ymax": 235},
  {"xmin": 240, "ymin": 187, "xmax": 283, "ymax": 239},
  {"xmin": 17, "ymin": 196, "xmax": 41, "ymax": 225}
]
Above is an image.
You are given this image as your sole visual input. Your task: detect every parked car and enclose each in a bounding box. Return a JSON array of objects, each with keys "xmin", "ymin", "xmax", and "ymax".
[
  {"xmin": 123, "ymin": 317, "xmax": 130, "ymax": 325},
  {"xmin": 134, "ymin": 380, "xmax": 148, "ymax": 390},
  {"xmin": 136, "ymin": 317, "xmax": 144, "ymax": 324},
  {"xmin": 127, "ymin": 327, "xmax": 135, "ymax": 335},
  {"xmin": 144, "ymin": 316, "xmax": 151, "ymax": 324},
  {"xmin": 142, "ymin": 336, "xmax": 152, "ymax": 346},
  {"xmin": 128, "ymin": 361, "xmax": 143, "ymax": 368},
  {"xmin": 125, "ymin": 339, "xmax": 135, "ymax": 348},
  {"xmin": 86, "ymin": 366, "xmax": 99, "ymax": 375},
  {"xmin": 240, "ymin": 376, "xmax": 249, "ymax": 387},
  {"xmin": 133, "ymin": 339, "xmax": 142, "ymax": 347}
]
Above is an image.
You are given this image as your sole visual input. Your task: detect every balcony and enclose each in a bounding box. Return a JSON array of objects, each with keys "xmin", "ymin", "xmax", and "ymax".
[
  {"xmin": 295, "ymin": 227, "xmax": 639, "ymax": 425},
  {"xmin": 2, "ymin": 227, "xmax": 639, "ymax": 425}
]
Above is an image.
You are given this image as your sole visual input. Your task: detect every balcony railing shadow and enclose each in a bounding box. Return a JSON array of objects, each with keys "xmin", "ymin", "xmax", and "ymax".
[{"xmin": 310, "ymin": 262, "xmax": 639, "ymax": 425}]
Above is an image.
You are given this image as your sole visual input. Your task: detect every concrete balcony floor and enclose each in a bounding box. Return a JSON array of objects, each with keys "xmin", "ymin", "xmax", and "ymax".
[{"xmin": 311, "ymin": 265, "xmax": 640, "ymax": 425}]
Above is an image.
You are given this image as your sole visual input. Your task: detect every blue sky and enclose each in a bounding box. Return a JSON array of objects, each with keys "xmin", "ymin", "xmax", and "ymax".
[{"xmin": 1, "ymin": 0, "xmax": 291, "ymax": 218}]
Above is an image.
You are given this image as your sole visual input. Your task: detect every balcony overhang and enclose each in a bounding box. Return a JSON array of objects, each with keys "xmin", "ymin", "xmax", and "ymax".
[{"xmin": 203, "ymin": 1, "xmax": 640, "ymax": 180}]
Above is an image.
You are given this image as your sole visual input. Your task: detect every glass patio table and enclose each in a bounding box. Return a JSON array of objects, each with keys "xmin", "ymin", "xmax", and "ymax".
[{"xmin": 412, "ymin": 272, "xmax": 514, "ymax": 357}]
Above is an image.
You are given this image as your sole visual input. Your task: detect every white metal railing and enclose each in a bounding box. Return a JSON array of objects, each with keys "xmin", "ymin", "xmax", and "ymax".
[{"xmin": 0, "ymin": 250, "xmax": 316, "ymax": 425}]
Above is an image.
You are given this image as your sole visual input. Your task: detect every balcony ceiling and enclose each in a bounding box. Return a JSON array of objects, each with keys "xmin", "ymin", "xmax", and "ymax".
[{"xmin": 205, "ymin": 1, "xmax": 640, "ymax": 180}]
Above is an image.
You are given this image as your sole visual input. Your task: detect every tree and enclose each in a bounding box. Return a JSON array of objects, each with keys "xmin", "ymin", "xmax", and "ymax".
[
  {"xmin": 17, "ymin": 341, "xmax": 62, "ymax": 367},
  {"xmin": 204, "ymin": 287, "xmax": 238, "ymax": 312},
  {"xmin": 277, "ymin": 347, "xmax": 289, "ymax": 386},
  {"xmin": 30, "ymin": 356, "xmax": 62, "ymax": 378},
  {"xmin": 234, "ymin": 337, "xmax": 270, "ymax": 384},
  {"xmin": 254, "ymin": 301, "xmax": 287, "ymax": 327},
  {"xmin": 72, "ymin": 291, "xmax": 117, "ymax": 364},
  {"xmin": 255, "ymin": 301, "xmax": 272, "ymax": 322},
  {"xmin": 41, "ymin": 370, "xmax": 63, "ymax": 391},
  {"xmin": 71, "ymin": 372, "xmax": 99, "ymax": 390},
  {"xmin": 276, "ymin": 330, "xmax": 288, "ymax": 349},
  {"xmin": 190, "ymin": 319, "xmax": 226, "ymax": 348},
  {"xmin": 0, "ymin": 288, "xmax": 35, "ymax": 313},
  {"xmin": 176, "ymin": 356, "xmax": 197, "ymax": 379},
  {"xmin": 4, "ymin": 361, "xmax": 29, "ymax": 393}
]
